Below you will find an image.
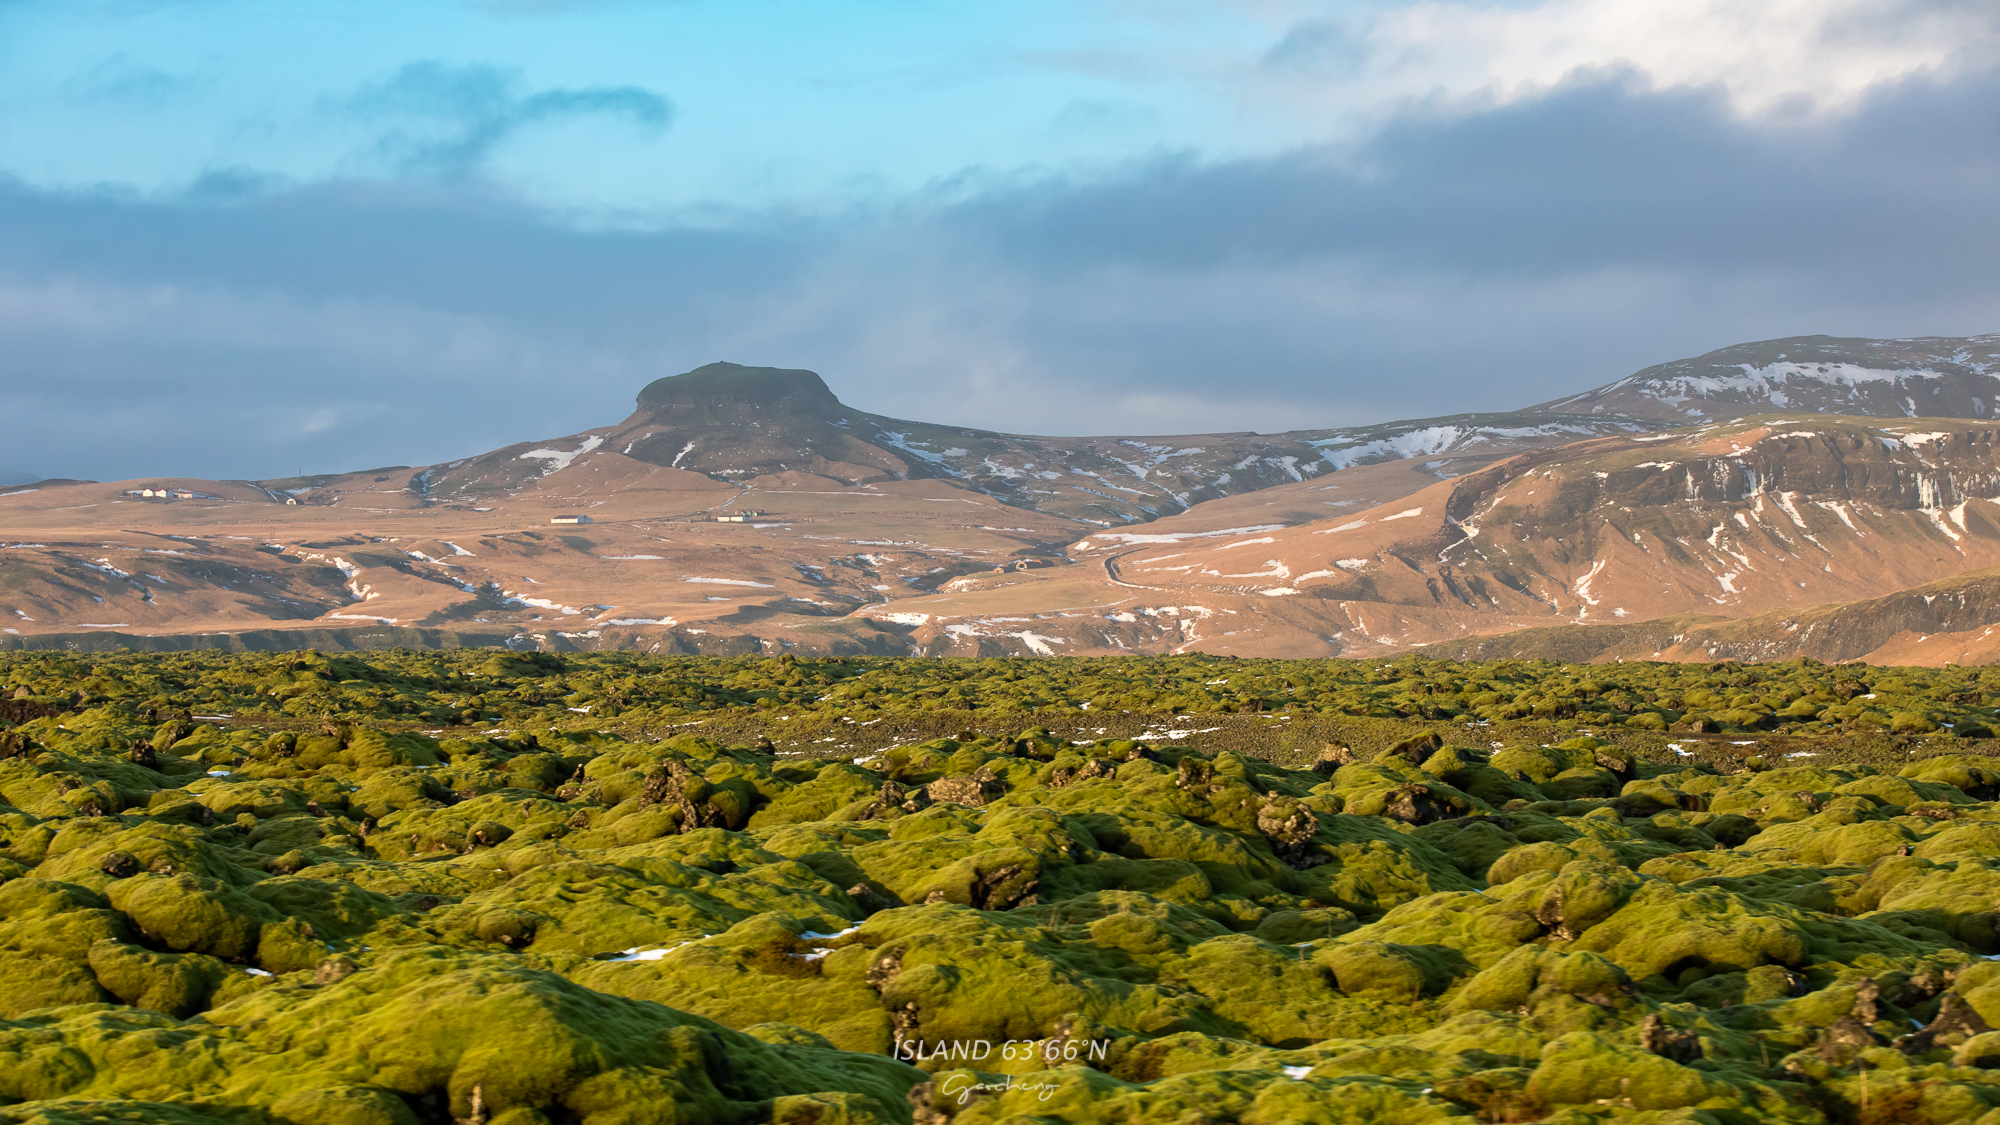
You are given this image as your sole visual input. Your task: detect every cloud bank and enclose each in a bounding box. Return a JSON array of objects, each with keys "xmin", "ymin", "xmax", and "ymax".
[{"xmin": 0, "ymin": 2, "xmax": 1994, "ymax": 483}]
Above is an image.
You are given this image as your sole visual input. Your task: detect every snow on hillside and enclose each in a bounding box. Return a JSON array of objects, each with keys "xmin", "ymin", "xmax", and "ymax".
[
  {"xmin": 518, "ymin": 435, "xmax": 605, "ymax": 475},
  {"xmin": 1308, "ymin": 420, "xmax": 1637, "ymax": 470},
  {"xmin": 1535, "ymin": 334, "xmax": 2000, "ymax": 422}
]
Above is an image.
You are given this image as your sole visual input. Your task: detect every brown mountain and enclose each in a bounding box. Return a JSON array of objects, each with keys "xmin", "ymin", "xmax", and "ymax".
[
  {"xmin": 405, "ymin": 362, "xmax": 1644, "ymax": 526},
  {"xmin": 4, "ymin": 334, "xmax": 2000, "ymax": 663}
]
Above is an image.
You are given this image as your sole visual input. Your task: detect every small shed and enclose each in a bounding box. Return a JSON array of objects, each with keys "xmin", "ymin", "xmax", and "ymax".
[{"xmin": 550, "ymin": 514, "xmax": 594, "ymax": 525}]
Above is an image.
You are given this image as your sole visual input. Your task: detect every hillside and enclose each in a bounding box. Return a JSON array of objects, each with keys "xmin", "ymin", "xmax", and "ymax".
[
  {"xmin": 399, "ymin": 362, "xmax": 1648, "ymax": 526},
  {"xmin": 866, "ymin": 413, "xmax": 2000, "ymax": 662},
  {"xmin": 1531, "ymin": 333, "xmax": 2000, "ymax": 422},
  {"xmin": 4, "ymin": 334, "xmax": 2000, "ymax": 662}
]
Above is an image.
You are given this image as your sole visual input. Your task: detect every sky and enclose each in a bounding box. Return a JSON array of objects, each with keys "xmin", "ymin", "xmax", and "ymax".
[{"xmin": 1, "ymin": 0, "xmax": 1997, "ymax": 482}]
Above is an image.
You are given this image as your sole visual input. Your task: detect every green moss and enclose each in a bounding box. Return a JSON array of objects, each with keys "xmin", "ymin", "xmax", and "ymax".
[{"xmin": 6, "ymin": 648, "xmax": 2000, "ymax": 1121}]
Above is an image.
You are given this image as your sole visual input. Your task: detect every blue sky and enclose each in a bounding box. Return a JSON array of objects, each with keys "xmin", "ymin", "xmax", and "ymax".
[
  {"xmin": 1, "ymin": 0, "xmax": 1997, "ymax": 481},
  {"xmin": 0, "ymin": 1, "xmax": 1279, "ymax": 212}
]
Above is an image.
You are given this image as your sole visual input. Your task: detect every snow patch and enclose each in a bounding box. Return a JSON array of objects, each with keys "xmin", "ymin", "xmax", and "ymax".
[
  {"xmin": 1089, "ymin": 524, "xmax": 1284, "ymax": 546},
  {"xmin": 519, "ymin": 435, "xmax": 604, "ymax": 475}
]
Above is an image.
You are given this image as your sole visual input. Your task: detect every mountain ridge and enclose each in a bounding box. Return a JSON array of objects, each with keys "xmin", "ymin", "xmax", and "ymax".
[
  {"xmin": 4, "ymin": 331, "xmax": 1999, "ymax": 663},
  {"xmin": 1532, "ymin": 333, "xmax": 2000, "ymax": 422},
  {"xmin": 404, "ymin": 361, "xmax": 1654, "ymax": 526}
]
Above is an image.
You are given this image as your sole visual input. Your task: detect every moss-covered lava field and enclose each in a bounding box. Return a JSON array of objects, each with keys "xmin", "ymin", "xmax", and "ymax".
[{"xmin": 13, "ymin": 650, "xmax": 2000, "ymax": 1123}]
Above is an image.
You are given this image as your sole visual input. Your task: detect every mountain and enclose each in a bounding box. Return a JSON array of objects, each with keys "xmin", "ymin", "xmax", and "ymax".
[
  {"xmin": 407, "ymin": 362, "xmax": 1648, "ymax": 526},
  {"xmin": 1428, "ymin": 567, "xmax": 2000, "ymax": 666},
  {"xmin": 4, "ymin": 333, "xmax": 2000, "ymax": 663},
  {"xmin": 849, "ymin": 412, "xmax": 2000, "ymax": 662},
  {"xmin": 1530, "ymin": 334, "xmax": 2000, "ymax": 422}
]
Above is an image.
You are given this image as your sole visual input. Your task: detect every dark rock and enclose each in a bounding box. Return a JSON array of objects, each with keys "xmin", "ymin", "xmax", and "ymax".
[
  {"xmin": 1380, "ymin": 731, "xmax": 1443, "ymax": 764},
  {"xmin": 1593, "ymin": 748, "xmax": 1636, "ymax": 778},
  {"xmin": 151, "ymin": 718, "xmax": 195, "ymax": 752},
  {"xmin": 1899, "ymin": 993, "xmax": 1992, "ymax": 1054},
  {"xmin": 1174, "ymin": 757, "xmax": 1216, "ymax": 792},
  {"xmin": 846, "ymin": 883, "xmax": 893, "ymax": 913},
  {"xmin": 1639, "ymin": 1014, "xmax": 1702, "ymax": 1063},
  {"xmin": 1050, "ymin": 757, "xmax": 1117, "ymax": 789},
  {"xmin": 865, "ymin": 779, "xmax": 930, "ymax": 817},
  {"xmin": 1256, "ymin": 798, "xmax": 1327, "ymax": 870},
  {"xmin": 1381, "ymin": 783, "xmax": 1455, "ymax": 825},
  {"xmin": 969, "ymin": 863, "xmax": 1037, "ymax": 910},
  {"xmin": 100, "ymin": 850, "xmax": 140, "ymax": 878}
]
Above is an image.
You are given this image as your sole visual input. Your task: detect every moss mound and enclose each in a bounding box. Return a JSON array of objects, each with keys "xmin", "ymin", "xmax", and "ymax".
[{"xmin": 6, "ymin": 651, "xmax": 2000, "ymax": 1121}]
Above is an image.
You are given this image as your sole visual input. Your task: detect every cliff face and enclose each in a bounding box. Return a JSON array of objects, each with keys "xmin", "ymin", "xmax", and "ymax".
[
  {"xmin": 931, "ymin": 414, "xmax": 2000, "ymax": 661},
  {"xmin": 1432, "ymin": 570, "xmax": 2000, "ymax": 665}
]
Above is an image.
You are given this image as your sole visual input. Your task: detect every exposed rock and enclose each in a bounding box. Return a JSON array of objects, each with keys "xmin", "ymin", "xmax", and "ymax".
[
  {"xmin": 925, "ymin": 767, "xmax": 1001, "ymax": 807},
  {"xmin": 1639, "ymin": 1014, "xmax": 1702, "ymax": 1063},
  {"xmin": 1899, "ymin": 993, "xmax": 1993, "ymax": 1054},
  {"xmin": 1310, "ymin": 742, "xmax": 1354, "ymax": 776},
  {"xmin": 1255, "ymin": 797, "xmax": 1326, "ymax": 869},
  {"xmin": 1381, "ymin": 782, "xmax": 1456, "ymax": 825},
  {"xmin": 1380, "ymin": 731, "xmax": 1443, "ymax": 764},
  {"xmin": 1816, "ymin": 1016, "xmax": 1883, "ymax": 1064}
]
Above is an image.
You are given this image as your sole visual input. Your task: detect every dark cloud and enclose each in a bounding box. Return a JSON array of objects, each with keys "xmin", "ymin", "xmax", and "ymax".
[
  {"xmin": 955, "ymin": 69, "xmax": 2000, "ymax": 285},
  {"xmin": 0, "ymin": 68, "xmax": 1995, "ymax": 483},
  {"xmin": 340, "ymin": 62, "xmax": 672, "ymax": 175}
]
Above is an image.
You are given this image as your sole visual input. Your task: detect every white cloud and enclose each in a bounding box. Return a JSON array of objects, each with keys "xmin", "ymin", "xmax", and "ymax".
[{"xmin": 1258, "ymin": 0, "xmax": 2000, "ymax": 120}]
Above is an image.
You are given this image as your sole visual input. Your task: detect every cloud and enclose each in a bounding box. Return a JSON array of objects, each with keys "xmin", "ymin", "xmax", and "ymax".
[
  {"xmin": 0, "ymin": 269, "xmax": 661, "ymax": 481},
  {"xmin": 63, "ymin": 55, "xmax": 206, "ymax": 107},
  {"xmin": 0, "ymin": 65, "xmax": 1995, "ymax": 481},
  {"xmin": 340, "ymin": 61, "xmax": 672, "ymax": 176},
  {"xmin": 948, "ymin": 69, "xmax": 2000, "ymax": 287},
  {"xmin": 1252, "ymin": 0, "xmax": 2000, "ymax": 121}
]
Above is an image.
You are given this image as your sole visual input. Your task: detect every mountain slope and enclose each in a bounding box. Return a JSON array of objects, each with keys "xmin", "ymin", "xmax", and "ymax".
[
  {"xmin": 1532, "ymin": 334, "xmax": 2000, "ymax": 423},
  {"xmin": 863, "ymin": 413, "xmax": 2000, "ymax": 660},
  {"xmin": 8, "ymin": 333, "xmax": 2000, "ymax": 663},
  {"xmin": 1429, "ymin": 567, "xmax": 2000, "ymax": 666},
  {"xmin": 405, "ymin": 363, "xmax": 1648, "ymax": 526}
]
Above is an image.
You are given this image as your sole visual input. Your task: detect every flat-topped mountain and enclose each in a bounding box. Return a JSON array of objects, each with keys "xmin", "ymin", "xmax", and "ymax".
[
  {"xmin": 5, "ymin": 331, "xmax": 2000, "ymax": 663},
  {"xmin": 410, "ymin": 361, "xmax": 1644, "ymax": 525}
]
